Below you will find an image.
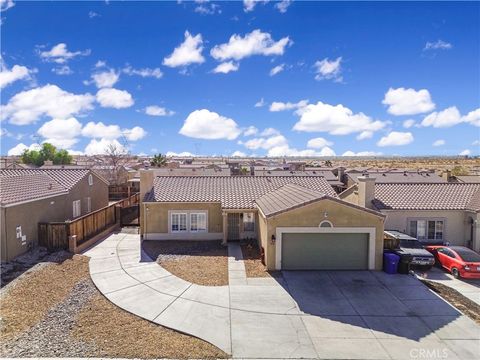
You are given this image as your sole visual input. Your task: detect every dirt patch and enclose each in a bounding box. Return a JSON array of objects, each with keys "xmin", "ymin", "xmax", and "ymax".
[
  {"xmin": 143, "ymin": 240, "xmax": 228, "ymax": 286},
  {"xmin": 421, "ymin": 280, "xmax": 480, "ymax": 325},
  {"xmin": 72, "ymin": 293, "xmax": 227, "ymax": 359},
  {"xmin": 240, "ymin": 242, "xmax": 272, "ymax": 278}
]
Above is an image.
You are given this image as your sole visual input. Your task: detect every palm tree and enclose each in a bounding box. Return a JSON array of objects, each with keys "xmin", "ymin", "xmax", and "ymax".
[{"xmin": 151, "ymin": 153, "xmax": 167, "ymax": 167}]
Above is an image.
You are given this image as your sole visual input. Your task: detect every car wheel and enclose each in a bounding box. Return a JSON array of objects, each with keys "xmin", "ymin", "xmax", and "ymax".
[{"xmin": 451, "ymin": 268, "xmax": 460, "ymax": 278}]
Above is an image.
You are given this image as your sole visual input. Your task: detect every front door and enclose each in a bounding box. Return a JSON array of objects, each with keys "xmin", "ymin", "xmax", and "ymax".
[{"xmin": 227, "ymin": 213, "xmax": 240, "ymax": 241}]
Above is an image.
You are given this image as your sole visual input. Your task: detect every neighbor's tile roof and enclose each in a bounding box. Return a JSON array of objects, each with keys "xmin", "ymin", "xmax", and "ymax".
[
  {"xmin": 255, "ymin": 183, "xmax": 329, "ymax": 217},
  {"xmin": 145, "ymin": 176, "xmax": 337, "ymax": 209},
  {"xmin": 0, "ymin": 172, "xmax": 67, "ymax": 206},
  {"xmin": 373, "ymin": 183, "xmax": 480, "ymax": 211},
  {"xmin": 348, "ymin": 170, "xmax": 445, "ymax": 184}
]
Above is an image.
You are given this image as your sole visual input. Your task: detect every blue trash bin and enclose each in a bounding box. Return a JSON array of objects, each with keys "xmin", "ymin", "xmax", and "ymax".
[{"xmin": 383, "ymin": 252, "xmax": 400, "ymax": 274}]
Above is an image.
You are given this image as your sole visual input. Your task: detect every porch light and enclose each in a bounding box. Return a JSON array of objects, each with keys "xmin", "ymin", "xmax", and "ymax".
[
  {"xmin": 270, "ymin": 234, "xmax": 276, "ymax": 245},
  {"xmin": 324, "ymin": 211, "xmax": 328, "ymax": 218}
]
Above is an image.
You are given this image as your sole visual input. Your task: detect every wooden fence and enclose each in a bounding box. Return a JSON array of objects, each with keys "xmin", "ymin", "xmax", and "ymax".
[{"xmin": 38, "ymin": 193, "xmax": 140, "ymax": 252}]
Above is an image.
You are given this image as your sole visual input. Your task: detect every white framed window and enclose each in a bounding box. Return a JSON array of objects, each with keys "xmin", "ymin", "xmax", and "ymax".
[
  {"xmin": 409, "ymin": 219, "xmax": 444, "ymax": 240},
  {"xmin": 190, "ymin": 213, "xmax": 207, "ymax": 232},
  {"xmin": 86, "ymin": 197, "xmax": 91, "ymax": 213},
  {"xmin": 73, "ymin": 200, "xmax": 81, "ymax": 218},
  {"xmin": 243, "ymin": 212, "xmax": 255, "ymax": 232},
  {"xmin": 88, "ymin": 174, "xmax": 93, "ymax": 186},
  {"xmin": 171, "ymin": 213, "xmax": 187, "ymax": 232}
]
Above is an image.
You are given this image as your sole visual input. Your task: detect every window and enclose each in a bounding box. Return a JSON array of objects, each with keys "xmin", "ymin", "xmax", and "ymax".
[
  {"xmin": 190, "ymin": 213, "xmax": 207, "ymax": 232},
  {"xmin": 86, "ymin": 197, "xmax": 91, "ymax": 213},
  {"xmin": 73, "ymin": 200, "xmax": 81, "ymax": 218},
  {"xmin": 88, "ymin": 174, "xmax": 93, "ymax": 186},
  {"xmin": 409, "ymin": 219, "xmax": 444, "ymax": 240},
  {"xmin": 171, "ymin": 213, "xmax": 187, "ymax": 232},
  {"xmin": 243, "ymin": 212, "xmax": 255, "ymax": 232}
]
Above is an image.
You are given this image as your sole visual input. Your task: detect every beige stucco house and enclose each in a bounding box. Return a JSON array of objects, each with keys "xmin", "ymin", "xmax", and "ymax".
[
  {"xmin": 340, "ymin": 176, "xmax": 480, "ymax": 252},
  {"xmin": 140, "ymin": 174, "xmax": 385, "ymax": 271}
]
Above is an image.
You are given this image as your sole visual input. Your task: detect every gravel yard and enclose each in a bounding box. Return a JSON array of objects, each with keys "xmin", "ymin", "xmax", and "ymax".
[
  {"xmin": 0, "ymin": 252, "xmax": 228, "ymax": 359},
  {"xmin": 240, "ymin": 241, "xmax": 273, "ymax": 278},
  {"xmin": 143, "ymin": 240, "xmax": 228, "ymax": 286}
]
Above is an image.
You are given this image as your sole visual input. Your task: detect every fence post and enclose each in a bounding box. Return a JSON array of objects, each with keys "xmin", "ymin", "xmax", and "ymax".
[
  {"xmin": 115, "ymin": 205, "xmax": 122, "ymax": 229},
  {"xmin": 69, "ymin": 234, "xmax": 77, "ymax": 253}
]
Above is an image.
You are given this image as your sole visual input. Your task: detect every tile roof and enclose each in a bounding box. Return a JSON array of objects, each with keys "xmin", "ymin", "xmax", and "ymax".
[
  {"xmin": 254, "ymin": 169, "xmax": 339, "ymax": 181},
  {"xmin": 145, "ymin": 176, "xmax": 337, "ymax": 209},
  {"xmin": 347, "ymin": 170, "xmax": 445, "ymax": 184},
  {"xmin": 373, "ymin": 183, "xmax": 480, "ymax": 211},
  {"xmin": 0, "ymin": 172, "xmax": 67, "ymax": 206},
  {"xmin": 255, "ymin": 184, "xmax": 329, "ymax": 217}
]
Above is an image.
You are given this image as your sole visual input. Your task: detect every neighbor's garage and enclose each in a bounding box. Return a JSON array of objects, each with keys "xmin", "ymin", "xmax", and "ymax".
[{"xmin": 281, "ymin": 232, "xmax": 369, "ymax": 270}]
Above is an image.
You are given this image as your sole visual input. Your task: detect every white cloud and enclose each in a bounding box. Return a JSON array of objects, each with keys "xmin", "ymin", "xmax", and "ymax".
[
  {"xmin": 459, "ymin": 149, "xmax": 471, "ymax": 156},
  {"xmin": 210, "ymin": 29, "xmax": 292, "ymax": 61},
  {"xmin": 231, "ymin": 150, "xmax": 246, "ymax": 157},
  {"xmin": 462, "ymin": 108, "xmax": 480, "ymax": 127},
  {"xmin": 342, "ymin": 150, "xmax": 382, "ymax": 157},
  {"xmin": 293, "ymin": 101, "xmax": 385, "ymax": 135},
  {"xmin": 96, "ymin": 88, "xmax": 134, "ymax": 108},
  {"xmin": 0, "ymin": 84, "xmax": 95, "ymax": 125},
  {"xmin": 95, "ymin": 60, "xmax": 106, "ymax": 68},
  {"xmin": 269, "ymin": 99, "xmax": 308, "ymax": 112},
  {"xmin": 52, "ymin": 65, "xmax": 73, "ymax": 75},
  {"xmin": 84, "ymin": 138, "xmax": 127, "ymax": 155},
  {"xmin": 356, "ymin": 131, "xmax": 373, "ymax": 140},
  {"xmin": 243, "ymin": 134, "xmax": 288, "ymax": 150},
  {"xmin": 194, "ymin": 1, "xmax": 221, "ymax": 15},
  {"xmin": 260, "ymin": 127, "xmax": 280, "ymax": 136},
  {"xmin": 144, "ymin": 105, "xmax": 175, "ymax": 116},
  {"xmin": 383, "ymin": 87, "xmax": 435, "ymax": 116},
  {"xmin": 243, "ymin": 126, "xmax": 258, "ymax": 136},
  {"xmin": 37, "ymin": 117, "xmax": 82, "ymax": 149},
  {"xmin": 243, "ymin": 0, "xmax": 268, "ymax": 12},
  {"xmin": 163, "ymin": 31, "xmax": 205, "ymax": 68},
  {"xmin": 122, "ymin": 66, "xmax": 163, "ymax": 79},
  {"xmin": 267, "ymin": 145, "xmax": 335, "ymax": 157},
  {"xmin": 254, "ymin": 98, "xmax": 265, "ymax": 107},
  {"xmin": 81, "ymin": 121, "xmax": 122, "ymax": 139},
  {"xmin": 377, "ymin": 131, "xmax": 414, "ymax": 147},
  {"xmin": 433, "ymin": 139, "xmax": 445, "ymax": 147},
  {"xmin": 66, "ymin": 149, "xmax": 84, "ymax": 155},
  {"xmin": 212, "ymin": 61, "xmax": 239, "ymax": 74},
  {"xmin": 307, "ymin": 137, "xmax": 333, "ymax": 149},
  {"xmin": 123, "ymin": 126, "xmax": 147, "ymax": 141},
  {"xmin": 472, "ymin": 140, "xmax": 480, "ymax": 146},
  {"xmin": 314, "ymin": 57, "xmax": 342, "ymax": 82},
  {"xmin": 90, "ymin": 69, "xmax": 119, "ymax": 88},
  {"xmin": 275, "ymin": 0, "xmax": 291, "ymax": 13},
  {"xmin": 1, "ymin": 0, "xmax": 15, "ymax": 12},
  {"xmin": 7, "ymin": 142, "xmax": 41, "ymax": 156},
  {"xmin": 179, "ymin": 109, "xmax": 241, "ymax": 140},
  {"xmin": 269, "ymin": 63, "xmax": 284, "ymax": 76},
  {"xmin": 88, "ymin": 11, "xmax": 100, "ymax": 18},
  {"xmin": 421, "ymin": 106, "xmax": 462, "ymax": 128},
  {"xmin": 166, "ymin": 151, "xmax": 195, "ymax": 157},
  {"xmin": 0, "ymin": 59, "xmax": 35, "ymax": 88},
  {"xmin": 38, "ymin": 43, "xmax": 91, "ymax": 64},
  {"xmin": 403, "ymin": 119, "xmax": 416, "ymax": 128},
  {"xmin": 424, "ymin": 40, "xmax": 452, "ymax": 51}
]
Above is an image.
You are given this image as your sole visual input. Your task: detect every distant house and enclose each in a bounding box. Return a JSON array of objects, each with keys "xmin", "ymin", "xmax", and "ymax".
[
  {"xmin": 254, "ymin": 169, "xmax": 344, "ymax": 192},
  {"xmin": 339, "ymin": 176, "xmax": 480, "ymax": 251},
  {"xmin": 344, "ymin": 169, "xmax": 446, "ymax": 187},
  {"xmin": 140, "ymin": 175, "xmax": 385, "ymax": 271},
  {"xmin": 0, "ymin": 169, "xmax": 109, "ymax": 261}
]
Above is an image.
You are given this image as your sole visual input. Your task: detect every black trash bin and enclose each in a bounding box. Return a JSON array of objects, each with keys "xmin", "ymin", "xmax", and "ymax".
[{"xmin": 396, "ymin": 252, "xmax": 413, "ymax": 274}]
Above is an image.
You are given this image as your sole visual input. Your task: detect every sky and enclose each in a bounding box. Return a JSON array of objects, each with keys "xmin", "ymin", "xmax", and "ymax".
[{"xmin": 0, "ymin": 0, "xmax": 479, "ymax": 158}]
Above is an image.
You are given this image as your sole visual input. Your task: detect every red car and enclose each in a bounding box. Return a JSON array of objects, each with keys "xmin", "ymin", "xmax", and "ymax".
[{"xmin": 426, "ymin": 245, "xmax": 480, "ymax": 279}]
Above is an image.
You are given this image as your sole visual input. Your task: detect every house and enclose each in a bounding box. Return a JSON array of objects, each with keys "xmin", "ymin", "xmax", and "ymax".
[
  {"xmin": 344, "ymin": 169, "xmax": 446, "ymax": 187},
  {"xmin": 253, "ymin": 169, "xmax": 345, "ymax": 192},
  {"xmin": 0, "ymin": 168, "xmax": 109, "ymax": 261},
  {"xmin": 140, "ymin": 175, "xmax": 385, "ymax": 271},
  {"xmin": 339, "ymin": 176, "xmax": 480, "ymax": 252}
]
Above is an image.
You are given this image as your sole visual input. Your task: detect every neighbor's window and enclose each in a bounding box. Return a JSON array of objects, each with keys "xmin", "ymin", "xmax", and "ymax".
[
  {"xmin": 86, "ymin": 197, "xmax": 91, "ymax": 213},
  {"xmin": 409, "ymin": 220, "xmax": 443, "ymax": 240},
  {"xmin": 73, "ymin": 200, "xmax": 81, "ymax": 218},
  {"xmin": 190, "ymin": 213, "xmax": 207, "ymax": 232},
  {"xmin": 171, "ymin": 213, "xmax": 187, "ymax": 232},
  {"xmin": 243, "ymin": 212, "xmax": 255, "ymax": 232},
  {"xmin": 88, "ymin": 174, "xmax": 93, "ymax": 186}
]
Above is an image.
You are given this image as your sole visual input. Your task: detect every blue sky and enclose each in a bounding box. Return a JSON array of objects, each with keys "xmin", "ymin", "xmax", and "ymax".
[{"xmin": 1, "ymin": 0, "xmax": 479, "ymax": 157}]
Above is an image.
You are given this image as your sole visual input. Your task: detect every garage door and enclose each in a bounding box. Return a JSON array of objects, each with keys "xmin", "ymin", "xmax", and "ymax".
[{"xmin": 281, "ymin": 232, "xmax": 369, "ymax": 270}]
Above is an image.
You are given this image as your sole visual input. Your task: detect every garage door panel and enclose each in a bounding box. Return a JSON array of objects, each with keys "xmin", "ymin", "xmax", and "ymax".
[{"xmin": 281, "ymin": 233, "xmax": 368, "ymax": 270}]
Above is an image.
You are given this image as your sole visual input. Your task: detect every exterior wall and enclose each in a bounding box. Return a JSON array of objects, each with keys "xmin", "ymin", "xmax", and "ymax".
[
  {"xmin": 65, "ymin": 171, "xmax": 109, "ymax": 220},
  {"xmin": 339, "ymin": 186, "xmax": 359, "ymax": 204},
  {"xmin": 382, "ymin": 209, "xmax": 467, "ymax": 246},
  {"xmin": 1, "ymin": 194, "xmax": 68, "ymax": 262},
  {"xmin": 142, "ymin": 202, "xmax": 224, "ymax": 240},
  {"xmin": 259, "ymin": 198, "xmax": 385, "ymax": 271},
  {"xmin": 465, "ymin": 212, "xmax": 480, "ymax": 252}
]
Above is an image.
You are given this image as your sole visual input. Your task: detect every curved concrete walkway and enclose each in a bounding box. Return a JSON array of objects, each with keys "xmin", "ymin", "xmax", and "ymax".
[{"xmin": 85, "ymin": 233, "xmax": 480, "ymax": 360}]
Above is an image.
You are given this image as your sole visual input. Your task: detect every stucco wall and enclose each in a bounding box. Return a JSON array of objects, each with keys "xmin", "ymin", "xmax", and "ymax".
[
  {"xmin": 1, "ymin": 194, "xmax": 68, "ymax": 262},
  {"xmin": 259, "ymin": 198, "xmax": 385, "ymax": 271},
  {"xmin": 383, "ymin": 209, "xmax": 469, "ymax": 246},
  {"xmin": 65, "ymin": 172, "xmax": 109, "ymax": 220}
]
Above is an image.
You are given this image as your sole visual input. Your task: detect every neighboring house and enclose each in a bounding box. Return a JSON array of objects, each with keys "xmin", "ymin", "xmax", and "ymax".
[
  {"xmin": 0, "ymin": 169, "xmax": 109, "ymax": 261},
  {"xmin": 140, "ymin": 175, "xmax": 385, "ymax": 271},
  {"xmin": 146, "ymin": 167, "xmax": 231, "ymax": 176},
  {"xmin": 92, "ymin": 165, "xmax": 130, "ymax": 186},
  {"xmin": 339, "ymin": 176, "xmax": 480, "ymax": 252},
  {"xmin": 254, "ymin": 169, "xmax": 344, "ymax": 192},
  {"xmin": 344, "ymin": 169, "xmax": 446, "ymax": 187},
  {"xmin": 452, "ymin": 175, "xmax": 480, "ymax": 183}
]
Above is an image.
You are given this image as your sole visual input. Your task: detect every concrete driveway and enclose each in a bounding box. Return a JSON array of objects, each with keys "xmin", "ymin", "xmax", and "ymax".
[{"xmin": 85, "ymin": 233, "xmax": 480, "ymax": 359}]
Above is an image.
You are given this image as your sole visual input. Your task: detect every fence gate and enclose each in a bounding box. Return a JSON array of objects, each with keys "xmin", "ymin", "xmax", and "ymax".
[{"xmin": 121, "ymin": 204, "xmax": 139, "ymax": 226}]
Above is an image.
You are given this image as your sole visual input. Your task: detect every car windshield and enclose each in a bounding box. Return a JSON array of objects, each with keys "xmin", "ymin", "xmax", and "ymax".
[
  {"xmin": 453, "ymin": 248, "xmax": 480, "ymax": 262},
  {"xmin": 399, "ymin": 239, "xmax": 424, "ymax": 249}
]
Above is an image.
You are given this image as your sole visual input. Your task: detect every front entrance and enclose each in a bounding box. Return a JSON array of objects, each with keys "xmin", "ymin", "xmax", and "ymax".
[{"xmin": 227, "ymin": 213, "xmax": 240, "ymax": 241}]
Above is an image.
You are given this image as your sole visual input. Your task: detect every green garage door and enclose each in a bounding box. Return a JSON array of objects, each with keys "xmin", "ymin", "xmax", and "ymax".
[{"xmin": 281, "ymin": 232, "xmax": 369, "ymax": 270}]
